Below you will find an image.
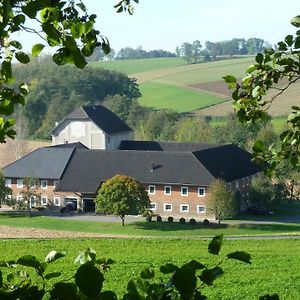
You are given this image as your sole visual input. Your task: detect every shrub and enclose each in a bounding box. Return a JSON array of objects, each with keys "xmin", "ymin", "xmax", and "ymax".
[
  {"xmin": 179, "ymin": 217, "xmax": 186, "ymax": 224},
  {"xmin": 189, "ymin": 218, "xmax": 196, "ymax": 225},
  {"xmin": 156, "ymin": 215, "xmax": 162, "ymax": 222},
  {"xmin": 60, "ymin": 207, "xmax": 66, "ymax": 213},
  {"xmin": 146, "ymin": 215, "xmax": 152, "ymax": 222},
  {"xmin": 77, "ymin": 208, "xmax": 83, "ymax": 214},
  {"xmin": 167, "ymin": 216, "xmax": 174, "ymax": 223},
  {"xmin": 203, "ymin": 219, "xmax": 210, "ymax": 225}
]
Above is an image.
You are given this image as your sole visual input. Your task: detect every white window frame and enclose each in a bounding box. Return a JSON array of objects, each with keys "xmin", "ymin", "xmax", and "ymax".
[
  {"xmin": 181, "ymin": 187, "xmax": 188, "ymax": 196},
  {"xmin": 17, "ymin": 179, "xmax": 23, "ymax": 188},
  {"xmin": 198, "ymin": 187, "xmax": 206, "ymax": 197},
  {"xmin": 149, "ymin": 203, "xmax": 156, "ymax": 211},
  {"xmin": 41, "ymin": 180, "xmax": 48, "ymax": 189},
  {"xmin": 164, "ymin": 186, "xmax": 171, "ymax": 195},
  {"xmin": 41, "ymin": 196, "xmax": 48, "ymax": 206},
  {"xmin": 17, "ymin": 194, "xmax": 23, "ymax": 202},
  {"xmin": 164, "ymin": 203, "xmax": 172, "ymax": 212},
  {"xmin": 148, "ymin": 185, "xmax": 156, "ymax": 195},
  {"xmin": 197, "ymin": 205, "xmax": 206, "ymax": 213},
  {"xmin": 5, "ymin": 179, "xmax": 12, "ymax": 188},
  {"xmin": 54, "ymin": 196, "xmax": 61, "ymax": 206},
  {"xmin": 180, "ymin": 204, "xmax": 189, "ymax": 213}
]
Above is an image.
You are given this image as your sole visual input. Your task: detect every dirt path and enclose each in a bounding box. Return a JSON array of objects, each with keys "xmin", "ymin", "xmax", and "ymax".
[{"xmin": 0, "ymin": 225, "xmax": 133, "ymax": 239}]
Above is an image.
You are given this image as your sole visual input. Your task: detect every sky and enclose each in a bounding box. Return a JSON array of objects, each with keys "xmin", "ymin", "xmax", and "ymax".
[{"xmin": 18, "ymin": 0, "xmax": 300, "ymax": 53}]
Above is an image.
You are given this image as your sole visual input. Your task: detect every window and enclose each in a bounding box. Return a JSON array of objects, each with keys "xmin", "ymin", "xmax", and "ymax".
[
  {"xmin": 107, "ymin": 136, "xmax": 111, "ymax": 144},
  {"xmin": 197, "ymin": 205, "xmax": 206, "ymax": 213},
  {"xmin": 5, "ymin": 179, "xmax": 11, "ymax": 187},
  {"xmin": 198, "ymin": 187, "xmax": 206, "ymax": 197},
  {"xmin": 17, "ymin": 194, "xmax": 23, "ymax": 201},
  {"xmin": 148, "ymin": 185, "xmax": 156, "ymax": 195},
  {"xmin": 180, "ymin": 204, "xmax": 189, "ymax": 213},
  {"xmin": 17, "ymin": 179, "xmax": 23, "ymax": 188},
  {"xmin": 41, "ymin": 180, "xmax": 48, "ymax": 189},
  {"xmin": 181, "ymin": 187, "xmax": 188, "ymax": 196},
  {"xmin": 164, "ymin": 186, "xmax": 171, "ymax": 195},
  {"xmin": 54, "ymin": 197, "xmax": 60, "ymax": 206},
  {"xmin": 149, "ymin": 203, "xmax": 156, "ymax": 211},
  {"xmin": 164, "ymin": 203, "xmax": 172, "ymax": 212},
  {"xmin": 41, "ymin": 196, "xmax": 48, "ymax": 206}
]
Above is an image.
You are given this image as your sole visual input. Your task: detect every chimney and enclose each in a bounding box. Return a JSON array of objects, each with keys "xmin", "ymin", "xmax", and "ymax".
[
  {"xmin": 55, "ymin": 121, "xmax": 58, "ymax": 126},
  {"xmin": 150, "ymin": 161, "xmax": 154, "ymax": 172}
]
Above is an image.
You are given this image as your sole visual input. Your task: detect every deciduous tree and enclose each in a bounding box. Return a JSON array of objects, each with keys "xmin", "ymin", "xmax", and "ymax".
[
  {"xmin": 224, "ymin": 15, "xmax": 300, "ymax": 175},
  {"xmin": 0, "ymin": 171, "xmax": 12, "ymax": 208},
  {"xmin": 207, "ymin": 179, "xmax": 236, "ymax": 224},
  {"xmin": 0, "ymin": 0, "xmax": 138, "ymax": 142},
  {"xmin": 95, "ymin": 175, "xmax": 150, "ymax": 226}
]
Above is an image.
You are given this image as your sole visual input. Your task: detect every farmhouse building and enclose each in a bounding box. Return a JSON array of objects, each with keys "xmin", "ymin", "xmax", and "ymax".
[
  {"xmin": 3, "ymin": 105, "xmax": 261, "ymax": 218},
  {"xmin": 49, "ymin": 105, "xmax": 132, "ymax": 150}
]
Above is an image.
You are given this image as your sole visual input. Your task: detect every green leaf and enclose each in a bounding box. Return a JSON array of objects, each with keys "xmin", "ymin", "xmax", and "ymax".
[
  {"xmin": 182, "ymin": 260, "xmax": 205, "ymax": 271},
  {"xmin": 246, "ymin": 64, "xmax": 256, "ymax": 73},
  {"xmin": 294, "ymin": 36, "xmax": 300, "ymax": 49},
  {"xmin": 223, "ymin": 75, "xmax": 236, "ymax": 83},
  {"xmin": 227, "ymin": 251, "xmax": 251, "ymax": 263},
  {"xmin": 32, "ymin": 44, "xmax": 45, "ymax": 57},
  {"xmin": 15, "ymin": 52, "xmax": 30, "ymax": 64},
  {"xmin": 172, "ymin": 266, "xmax": 197, "ymax": 296},
  {"xmin": 277, "ymin": 41, "xmax": 287, "ymax": 51},
  {"xmin": 100, "ymin": 291, "xmax": 118, "ymax": 300},
  {"xmin": 10, "ymin": 40, "xmax": 22, "ymax": 50},
  {"xmin": 73, "ymin": 49, "xmax": 87, "ymax": 69},
  {"xmin": 291, "ymin": 15, "xmax": 300, "ymax": 28},
  {"xmin": 19, "ymin": 83, "xmax": 29, "ymax": 95},
  {"xmin": 50, "ymin": 282, "xmax": 78, "ymax": 299},
  {"xmin": 44, "ymin": 272, "xmax": 61, "ymax": 280},
  {"xmin": 76, "ymin": 2, "xmax": 87, "ymax": 12},
  {"xmin": 17, "ymin": 255, "xmax": 45, "ymax": 274},
  {"xmin": 0, "ymin": 270, "xmax": 2, "ymax": 288},
  {"xmin": 253, "ymin": 140, "xmax": 265, "ymax": 153},
  {"xmin": 208, "ymin": 234, "xmax": 223, "ymax": 255},
  {"xmin": 285, "ymin": 35, "xmax": 294, "ymax": 46},
  {"xmin": 199, "ymin": 267, "xmax": 224, "ymax": 286},
  {"xmin": 45, "ymin": 250, "xmax": 65, "ymax": 263},
  {"xmin": 255, "ymin": 53, "xmax": 264, "ymax": 65},
  {"xmin": 160, "ymin": 263, "xmax": 179, "ymax": 274},
  {"xmin": 140, "ymin": 267, "xmax": 155, "ymax": 279},
  {"xmin": 75, "ymin": 262, "xmax": 104, "ymax": 298}
]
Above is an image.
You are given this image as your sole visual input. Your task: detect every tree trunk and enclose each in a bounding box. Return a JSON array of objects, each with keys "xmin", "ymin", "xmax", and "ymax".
[{"xmin": 121, "ymin": 216, "xmax": 125, "ymax": 226}]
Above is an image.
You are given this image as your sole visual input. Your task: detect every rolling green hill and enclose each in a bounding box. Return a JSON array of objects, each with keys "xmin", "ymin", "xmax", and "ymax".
[{"xmin": 91, "ymin": 57, "xmax": 299, "ymax": 116}]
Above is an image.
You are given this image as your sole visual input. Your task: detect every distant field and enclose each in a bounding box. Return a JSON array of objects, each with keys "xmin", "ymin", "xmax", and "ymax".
[
  {"xmin": 89, "ymin": 57, "xmax": 186, "ymax": 75},
  {"xmin": 92, "ymin": 56, "xmax": 298, "ymax": 116},
  {"xmin": 139, "ymin": 82, "xmax": 226, "ymax": 112}
]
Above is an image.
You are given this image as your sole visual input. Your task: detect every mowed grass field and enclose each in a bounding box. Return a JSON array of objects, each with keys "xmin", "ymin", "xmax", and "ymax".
[
  {"xmin": 1, "ymin": 237, "xmax": 300, "ymax": 299},
  {"xmin": 92, "ymin": 56, "xmax": 299, "ymax": 116},
  {"xmin": 1, "ymin": 215, "xmax": 300, "ymax": 237}
]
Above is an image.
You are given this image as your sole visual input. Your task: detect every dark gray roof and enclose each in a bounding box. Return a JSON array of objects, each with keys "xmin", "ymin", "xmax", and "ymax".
[
  {"xmin": 46, "ymin": 142, "xmax": 88, "ymax": 149},
  {"xmin": 119, "ymin": 140, "xmax": 219, "ymax": 152},
  {"xmin": 49, "ymin": 105, "xmax": 132, "ymax": 135},
  {"xmin": 3, "ymin": 147, "xmax": 75, "ymax": 179},
  {"xmin": 193, "ymin": 144, "xmax": 261, "ymax": 182},
  {"xmin": 56, "ymin": 149, "xmax": 215, "ymax": 193}
]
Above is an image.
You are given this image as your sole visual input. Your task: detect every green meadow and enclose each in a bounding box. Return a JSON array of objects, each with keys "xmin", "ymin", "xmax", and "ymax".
[
  {"xmin": 1, "ymin": 237, "xmax": 300, "ymax": 299},
  {"xmin": 1, "ymin": 215, "xmax": 300, "ymax": 237},
  {"xmin": 92, "ymin": 56, "xmax": 298, "ymax": 116}
]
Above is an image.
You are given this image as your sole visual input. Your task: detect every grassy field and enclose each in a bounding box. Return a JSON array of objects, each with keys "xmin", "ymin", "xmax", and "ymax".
[
  {"xmin": 1, "ymin": 215, "xmax": 300, "ymax": 237},
  {"xmin": 93, "ymin": 56, "xmax": 299, "ymax": 116},
  {"xmin": 89, "ymin": 57, "xmax": 186, "ymax": 75},
  {"xmin": 1, "ymin": 238, "xmax": 300, "ymax": 299},
  {"xmin": 139, "ymin": 82, "xmax": 226, "ymax": 112}
]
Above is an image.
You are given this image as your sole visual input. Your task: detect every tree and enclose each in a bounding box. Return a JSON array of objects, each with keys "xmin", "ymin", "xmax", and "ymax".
[
  {"xmin": 181, "ymin": 42, "xmax": 193, "ymax": 63},
  {"xmin": 224, "ymin": 15, "xmax": 300, "ymax": 175},
  {"xmin": 0, "ymin": 172, "xmax": 12, "ymax": 208},
  {"xmin": 207, "ymin": 179, "xmax": 236, "ymax": 224},
  {"xmin": 20, "ymin": 177, "xmax": 41, "ymax": 212},
  {"xmin": 248, "ymin": 176, "xmax": 284, "ymax": 210},
  {"xmin": 95, "ymin": 175, "xmax": 150, "ymax": 226},
  {"xmin": 192, "ymin": 40, "xmax": 202, "ymax": 63},
  {"xmin": 0, "ymin": 0, "xmax": 138, "ymax": 143}
]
